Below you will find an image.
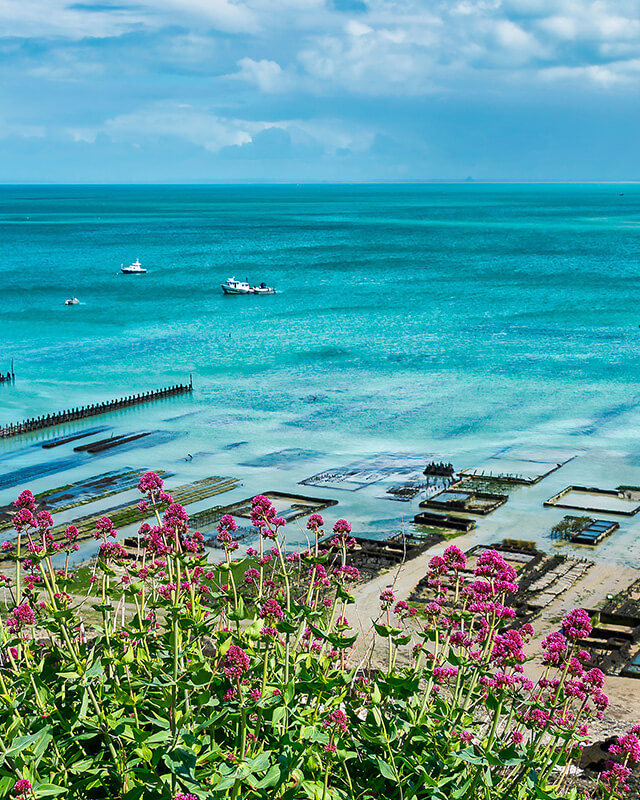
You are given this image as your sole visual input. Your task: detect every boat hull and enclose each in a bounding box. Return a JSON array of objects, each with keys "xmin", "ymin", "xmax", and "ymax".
[{"xmin": 121, "ymin": 269, "xmax": 147, "ymax": 274}]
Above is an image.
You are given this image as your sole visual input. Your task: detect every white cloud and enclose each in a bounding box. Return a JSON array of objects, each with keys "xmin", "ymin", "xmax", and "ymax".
[
  {"xmin": 101, "ymin": 105, "xmax": 258, "ymax": 152},
  {"xmin": 297, "ymin": 17, "xmax": 441, "ymax": 94},
  {"xmin": 4, "ymin": 0, "xmax": 640, "ymax": 99},
  {"xmin": 232, "ymin": 58, "xmax": 293, "ymax": 92},
  {"xmin": 540, "ymin": 58, "xmax": 640, "ymax": 86},
  {"xmin": 65, "ymin": 102, "xmax": 376, "ymax": 157}
]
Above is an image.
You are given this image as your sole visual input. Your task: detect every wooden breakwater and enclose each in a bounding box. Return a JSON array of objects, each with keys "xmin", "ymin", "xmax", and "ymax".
[
  {"xmin": 0, "ymin": 379, "xmax": 193, "ymax": 440},
  {"xmin": 0, "ymin": 360, "xmax": 15, "ymax": 385}
]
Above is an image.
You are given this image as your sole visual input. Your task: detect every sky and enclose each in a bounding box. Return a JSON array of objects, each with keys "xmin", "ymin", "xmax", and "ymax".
[{"xmin": 2, "ymin": 0, "xmax": 640, "ymax": 182}]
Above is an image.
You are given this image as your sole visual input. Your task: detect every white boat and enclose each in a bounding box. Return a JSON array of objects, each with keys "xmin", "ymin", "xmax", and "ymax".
[
  {"xmin": 221, "ymin": 277, "xmax": 276, "ymax": 295},
  {"xmin": 251, "ymin": 282, "xmax": 276, "ymax": 295},
  {"xmin": 65, "ymin": 297, "xmax": 79, "ymax": 305},
  {"xmin": 221, "ymin": 277, "xmax": 252, "ymax": 294},
  {"xmin": 121, "ymin": 258, "xmax": 147, "ymax": 274}
]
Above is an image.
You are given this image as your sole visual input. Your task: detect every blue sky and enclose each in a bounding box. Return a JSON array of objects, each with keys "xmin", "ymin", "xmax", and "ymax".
[{"xmin": 2, "ymin": 0, "xmax": 640, "ymax": 182}]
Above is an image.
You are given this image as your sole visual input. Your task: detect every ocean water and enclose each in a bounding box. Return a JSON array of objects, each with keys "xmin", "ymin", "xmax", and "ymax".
[{"xmin": 2, "ymin": 183, "xmax": 640, "ymax": 563}]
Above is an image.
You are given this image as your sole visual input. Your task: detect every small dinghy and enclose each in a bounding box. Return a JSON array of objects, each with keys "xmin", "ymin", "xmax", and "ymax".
[
  {"xmin": 251, "ymin": 281, "xmax": 276, "ymax": 295},
  {"xmin": 65, "ymin": 297, "xmax": 80, "ymax": 305}
]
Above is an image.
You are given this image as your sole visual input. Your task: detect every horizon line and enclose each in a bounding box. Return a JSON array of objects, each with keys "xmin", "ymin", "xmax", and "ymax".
[{"xmin": 2, "ymin": 179, "xmax": 640, "ymax": 187}]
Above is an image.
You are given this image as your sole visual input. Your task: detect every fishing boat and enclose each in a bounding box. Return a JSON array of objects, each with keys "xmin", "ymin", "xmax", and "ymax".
[
  {"xmin": 121, "ymin": 258, "xmax": 147, "ymax": 274},
  {"xmin": 221, "ymin": 277, "xmax": 251, "ymax": 294},
  {"xmin": 221, "ymin": 277, "xmax": 276, "ymax": 295},
  {"xmin": 64, "ymin": 297, "xmax": 80, "ymax": 305}
]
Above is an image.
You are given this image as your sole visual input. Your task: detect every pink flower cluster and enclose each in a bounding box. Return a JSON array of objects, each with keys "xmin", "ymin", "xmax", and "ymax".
[
  {"xmin": 610, "ymin": 731, "xmax": 640, "ymax": 764},
  {"xmin": 223, "ymin": 644, "xmax": 250, "ymax": 681},
  {"xmin": 323, "ymin": 708, "xmax": 348, "ymax": 733},
  {"xmin": 216, "ymin": 513, "xmax": 239, "ymax": 551},
  {"xmin": 562, "ymin": 608, "xmax": 593, "ymax": 641},
  {"xmin": 379, "ymin": 589, "xmax": 395, "ymax": 609},
  {"xmin": 306, "ymin": 513, "xmax": 324, "ymax": 532},
  {"xmin": 250, "ymin": 495, "xmax": 286, "ymax": 539},
  {"xmin": 259, "ymin": 598, "xmax": 284, "ymax": 621},
  {"xmin": 6, "ymin": 603, "xmax": 36, "ymax": 634},
  {"xmin": 12, "ymin": 779, "xmax": 32, "ymax": 798},
  {"xmin": 138, "ymin": 471, "xmax": 164, "ymax": 496},
  {"xmin": 94, "ymin": 515, "xmax": 117, "ymax": 540},
  {"xmin": 14, "ymin": 490, "xmax": 36, "ymax": 512},
  {"xmin": 98, "ymin": 541, "xmax": 129, "ymax": 562}
]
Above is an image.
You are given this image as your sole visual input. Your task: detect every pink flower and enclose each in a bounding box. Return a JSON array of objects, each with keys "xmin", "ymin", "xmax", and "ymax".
[
  {"xmin": 216, "ymin": 529, "xmax": 238, "ymax": 550},
  {"xmin": 6, "ymin": 603, "xmax": 36, "ymax": 633},
  {"xmin": 307, "ymin": 513, "xmax": 324, "ymax": 531},
  {"xmin": 442, "ymin": 544, "xmax": 466, "ymax": 571},
  {"xmin": 260, "ymin": 598, "xmax": 284, "ymax": 621},
  {"xmin": 380, "ymin": 589, "xmax": 395, "ymax": 609},
  {"xmin": 323, "ymin": 708, "xmax": 348, "ymax": 732},
  {"xmin": 333, "ymin": 519, "xmax": 352, "ymax": 535},
  {"xmin": 12, "ymin": 507, "xmax": 34, "ymax": 531},
  {"xmin": 217, "ymin": 514, "xmax": 238, "ymax": 533},
  {"xmin": 94, "ymin": 516, "xmax": 116, "ymax": 539},
  {"xmin": 98, "ymin": 541, "xmax": 129, "ymax": 562},
  {"xmin": 610, "ymin": 733, "xmax": 640, "ymax": 764},
  {"xmin": 138, "ymin": 471, "xmax": 164, "ymax": 496},
  {"xmin": 243, "ymin": 568, "xmax": 260, "ymax": 585},
  {"xmin": 64, "ymin": 525, "xmax": 79, "ymax": 541},
  {"xmin": 14, "ymin": 490, "xmax": 36, "ymax": 512},
  {"xmin": 223, "ymin": 645, "xmax": 250, "ymax": 680},
  {"xmin": 12, "ymin": 779, "xmax": 32, "ymax": 797},
  {"xmin": 563, "ymin": 609, "xmax": 592, "ymax": 642},
  {"xmin": 601, "ymin": 761, "xmax": 632, "ymax": 794}
]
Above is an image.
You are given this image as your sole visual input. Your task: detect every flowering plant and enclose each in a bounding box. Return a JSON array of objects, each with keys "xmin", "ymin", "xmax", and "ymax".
[{"xmin": 0, "ymin": 475, "xmax": 636, "ymax": 799}]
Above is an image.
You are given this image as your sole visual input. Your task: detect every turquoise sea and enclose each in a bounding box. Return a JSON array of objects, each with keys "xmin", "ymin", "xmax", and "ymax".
[{"xmin": 2, "ymin": 183, "xmax": 640, "ymax": 563}]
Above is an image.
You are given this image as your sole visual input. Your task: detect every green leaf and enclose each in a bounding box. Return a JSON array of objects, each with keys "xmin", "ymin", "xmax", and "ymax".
[
  {"xmin": 373, "ymin": 622, "xmax": 401, "ymax": 638},
  {"xmin": 34, "ymin": 785, "xmax": 67, "ymax": 797},
  {"xmin": 535, "ymin": 789, "xmax": 558, "ymax": 800},
  {"xmin": 255, "ymin": 763, "xmax": 282, "ymax": 789},
  {"xmin": 246, "ymin": 750, "xmax": 271, "ymax": 772},
  {"xmin": 228, "ymin": 597, "xmax": 249, "ymax": 621},
  {"xmin": 376, "ymin": 757, "xmax": 397, "ymax": 782},
  {"xmin": 5, "ymin": 727, "xmax": 51, "ymax": 759},
  {"xmin": 84, "ymin": 659, "xmax": 104, "ymax": 679},
  {"xmin": 214, "ymin": 774, "xmax": 236, "ymax": 791},
  {"xmin": 455, "ymin": 747, "xmax": 486, "ymax": 766},
  {"xmin": 245, "ymin": 618, "xmax": 264, "ymax": 639},
  {"xmin": 163, "ymin": 748, "xmax": 197, "ymax": 784},
  {"xmin": 283, "ymin": 682, "xmax": 295, "ymax": 705},
  {"xmin": 451, "ymin": 778, "xmax": 473, "ymax": 799},
  {"xmin": 336, "ymin": 584, "xmax": 355, "ymax": 604}
]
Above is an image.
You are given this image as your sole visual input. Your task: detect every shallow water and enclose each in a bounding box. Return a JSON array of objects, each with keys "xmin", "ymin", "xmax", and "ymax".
[{"xmin": 2, "ymin": 183, "xmax": 640, "ymax": 564}]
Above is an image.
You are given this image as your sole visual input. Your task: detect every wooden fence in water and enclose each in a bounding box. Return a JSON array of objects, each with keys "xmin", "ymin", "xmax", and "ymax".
[{"xmin": 0, "ymin": 379, "xmax": 193, "ymax": 440}]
